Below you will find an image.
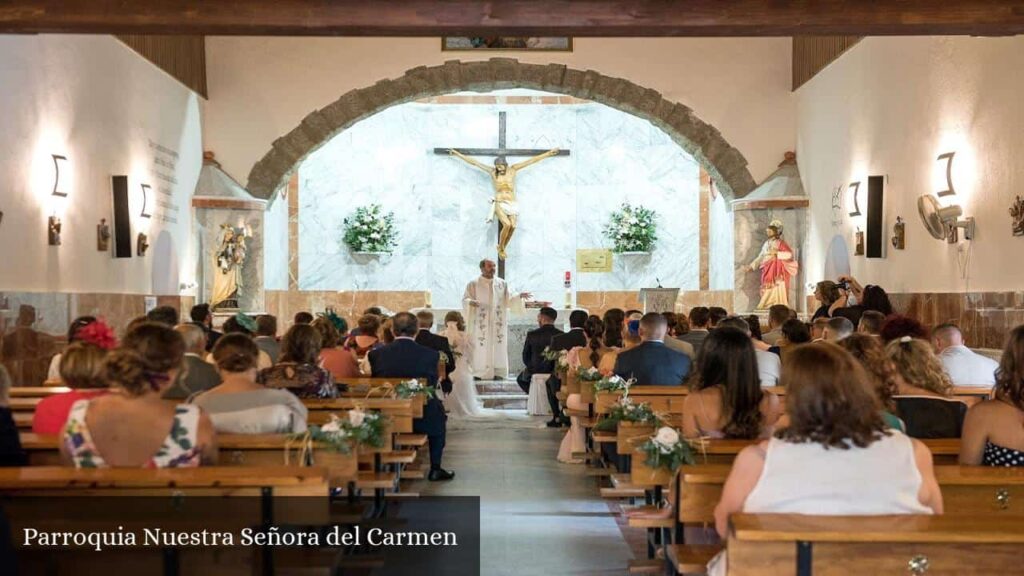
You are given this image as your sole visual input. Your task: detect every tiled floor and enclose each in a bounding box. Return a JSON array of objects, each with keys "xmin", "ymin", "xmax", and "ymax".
[{"xmin": 421, "ymin": 424, "xmax": 635, "ymax": 575}]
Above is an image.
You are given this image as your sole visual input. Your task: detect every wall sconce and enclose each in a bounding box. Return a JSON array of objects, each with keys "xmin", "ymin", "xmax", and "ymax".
[
  {"xmin": 891, "ymin": 216, "xmax": 906, "ymax": 249},
  {"xmin": 137, "ymin": 233, "xmax": 149, "ymax": 256},
  {"xmin": 936, "ymin": 152, "xmax": 956, "ymax": 197},
  {"xmin": 917, "ymin": 151, "xmax": 975, "ymax": 243},
  {"xmin": 854, "ymin": 226, "xmax": 865, "ymax": 255},
  {"xmin": 48, "ymin": 216, "xmax": 62, "ymax": 246},
  {"xmin": 847, "ymin": 181, "xmax": 862, "ymax": 217},
  {"xmin": 51, "ymin": 154, "xmax": 69, "ymax": 197},
  {"xmin": 140, "ymin": 183, "xmax": 152, "ymax": 218}
]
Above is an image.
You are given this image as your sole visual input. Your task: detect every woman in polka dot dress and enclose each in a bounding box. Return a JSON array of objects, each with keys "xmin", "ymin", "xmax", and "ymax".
[{"xmin": 961, "ymin": 325, "xmax": 1024, "ymax": 467}]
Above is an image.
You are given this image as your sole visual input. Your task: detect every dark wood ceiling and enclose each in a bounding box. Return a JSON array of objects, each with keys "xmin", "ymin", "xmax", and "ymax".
[{"xmin": 2, "ymin": 0, "xmax": 1023, "ymax": 36}]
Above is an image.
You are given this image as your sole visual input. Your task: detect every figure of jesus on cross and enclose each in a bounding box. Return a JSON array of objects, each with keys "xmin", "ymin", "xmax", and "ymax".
[{"xmin": 436, "ymin": 111, "xmax": 570, "ymax": 275}]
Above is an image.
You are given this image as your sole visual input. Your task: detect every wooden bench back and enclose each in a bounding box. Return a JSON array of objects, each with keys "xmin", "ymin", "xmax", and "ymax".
[
  {"xmin": 727, "ymin": 513, "xmax": 1024, "ymax": 575},
  {"xmin": 595, "ymin": 386, "xmax": 688, "ymax": 415},
  {"xmin": 674, "ymin": 464, "xmax": 1024, "ymax": 524},
  {"xmin": 19, "ymin": 433, "xmax": 359, "ymax": 486}
]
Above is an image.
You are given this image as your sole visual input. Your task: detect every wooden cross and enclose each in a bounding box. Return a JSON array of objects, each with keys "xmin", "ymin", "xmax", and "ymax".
[{"xmin": 434, "ymin": 111, "xmax": 570, "ymax": 278}]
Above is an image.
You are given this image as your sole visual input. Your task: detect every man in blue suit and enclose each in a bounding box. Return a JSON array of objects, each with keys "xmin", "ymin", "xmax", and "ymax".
[
  {"xmin": 369, "ymin": 312, "xmax": 454, "ymax": 481},
  {"xmin": 613, "ymin": 313, "xmax": 691, "ymax": 386}
]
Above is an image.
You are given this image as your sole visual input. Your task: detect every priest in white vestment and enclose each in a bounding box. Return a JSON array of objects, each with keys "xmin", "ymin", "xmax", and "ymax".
[{"xmin": 463, "ymin": 259, "xmax": 531, "ymax": 380}]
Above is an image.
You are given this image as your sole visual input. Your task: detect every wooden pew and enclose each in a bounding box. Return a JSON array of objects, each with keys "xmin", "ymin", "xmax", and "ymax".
[
  {"xmin": 303, "ymin": 397, "xmax": 414, "ymax": 434},
  {"xmin": 9, "ymin": 386, "xmax": 72, "ymax": 397},
  {"xmin": 0, "ymin": 466, "xmax": 332, "ymax": 575},
  {"xmin": 726, "ymin": 513, "xmax": 1024, "ymax": 575},
  {"xmin": 663, "ymin": 463, "xmax": 1024, "ymax": 574},
  {"xmin": 19, "ymin": 433, "xmax": 360, "ymax": 487}
]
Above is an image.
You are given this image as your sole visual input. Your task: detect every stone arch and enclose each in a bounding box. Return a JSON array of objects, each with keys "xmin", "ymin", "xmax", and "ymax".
[{"xmin": 245, "ymin": 58, "xmax": 757, "ymax": 202}]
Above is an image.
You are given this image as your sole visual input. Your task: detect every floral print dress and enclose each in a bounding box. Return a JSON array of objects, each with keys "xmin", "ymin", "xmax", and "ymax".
[{"xmin": 63, "ymin": 400, "xmax": 202, "ymax": 468}]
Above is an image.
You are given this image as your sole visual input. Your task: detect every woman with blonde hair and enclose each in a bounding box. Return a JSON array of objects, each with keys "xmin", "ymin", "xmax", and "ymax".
[
  {"xmin": 887, "ymin": 337, "xmax": 966, "ymax": 438},
  {"xmin": 961, "ymin": 325, "xmax": 1024, "ymax": 466},
  {"xmin": 33, "ymin": 342, "xmax": 110, "ymax": 434},
  {"xmin": 838, "ymin": 334, "xmax": 905, "ymax": 432}
]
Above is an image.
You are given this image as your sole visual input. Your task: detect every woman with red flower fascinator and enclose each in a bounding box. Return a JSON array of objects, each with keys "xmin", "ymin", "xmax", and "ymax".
[{"xmin": 33, "ymin": 319, "xmax": 119, "ymax": 434}]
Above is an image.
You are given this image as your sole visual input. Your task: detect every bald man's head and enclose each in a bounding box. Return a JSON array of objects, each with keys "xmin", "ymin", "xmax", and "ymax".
[{"xmin": 932, "ymin": 322, "xmax": 964, "ymax": 352}]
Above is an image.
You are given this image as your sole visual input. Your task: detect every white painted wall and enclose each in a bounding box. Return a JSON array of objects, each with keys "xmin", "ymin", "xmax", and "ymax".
[
  {"xmin": 203, "ymin": 37, "xmax": 795, "ymax": 192},
  {"xmin": 797, "ymin": 36, "xmax": 1024, "ymax": 293},
  {"xmin": 0, "ymin": 35, "xmax": 203, "ymax": 295}
]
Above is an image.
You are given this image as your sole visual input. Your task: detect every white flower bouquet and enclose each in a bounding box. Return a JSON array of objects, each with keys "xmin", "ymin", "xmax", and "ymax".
[
  {"xmin": 343, "ymin": 203, "xmax": 398, "ymax": 254},
  {"xmin": 638, "ymin": 426, "xmax": 695, "ymax": 471},
  {"xmin": 603, "ymin": 203, "xmax": 658, "ymax": 253},
  {"xmin": 300, "ymin": 409, "xmax": 388, "ymax": 453},
  {"xmin": 594, "ymin": 374, "xmax": 633, "ymax": 393}
]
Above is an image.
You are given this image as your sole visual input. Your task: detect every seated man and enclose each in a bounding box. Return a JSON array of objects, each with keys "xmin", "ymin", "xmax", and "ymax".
[
  {"xmin": 761, "ymin": 304, "xmax": 792, "ymax": 346},
  {"xmin": 414, "ymin": 310, "xmax": 456, "ymax": 394},
  {"xmin": 717, "ymin": 317, "xmax": 780, "ymax": 387},
  {"xmin": 163, "ymin": 324, "xmax": 220, "ymax": 400},
  {"xmin": 517, "ymin": 307, "xmax": 563, "ymax": 394},
  {"xmin": 368, "ymin": 312, "xmax": 453, "ymax": 481},
  {"xmin": 254, "ymin": 314, "xmax": 281, "ymax": 364},
  {"xmin": 858, "ymin": 310, "xmax": 886, "ymax": 336},
  {"xmin": 810, "ymin": 317, "xmax": 830, "ymax": 341},
  {"xmin": 613, "ymin": 313, "xmax": 691, "ymax": 386},
  {"xmin": 678, "ymin": 306, "xmax": 711, "ymax": 353},
  {"xmin": 823, "ymin": 316, "xmax": 855, "ymax": 342},
  {"xmin": 932, "ymin": 322, "xmax": 998, "ymax": 387}
]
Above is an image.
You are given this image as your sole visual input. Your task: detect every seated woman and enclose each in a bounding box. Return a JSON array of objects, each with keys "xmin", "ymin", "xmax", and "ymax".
[
  {"xmin": 33, "ymin": 341, "xmax": 111, "ymax": 434},
  {"xmin": 557, "ymin": 316, "xmax": 609, "ymax": 464},
  {"xmin": 259, "ymin": 324, "xmax": 340, "ymax": 399},
  {"xmin": 682, "ymin": 328, "xmax": 781, "ymax": 440},
  {"xmin": 190, "ymin": 334, "xmax": 307, "ymax": 434},
  {"xmin": 218, "ymin": 314, "xmax": 272, "ymax": 369},
  {"xmin": 887, "ymin": 337, "xmax": 967, "ymax": 438},
  {"xmin": 961, "ymin": 325, "xmax": 1024, "ymax": 466},
  {"xmin": 710, "ymin": 344, "xmax": 942, "ymax": 575},
  {"xmin": 596, "ymin": 309, "xmax": 626, "ymax": 375},
  {"xmin": 768, "ymin": 318, "xmax": 811, "ymax": 356},
  {"xmin": 811, "ymin": 280, "xmax": 842, "ymax": 321},
  {"xmin": 0, "ymin": 367, "xmax": 26, "ymax": 467},
  {"xmin": 312, "ymin": 317, "xmax": 359, "ymax": 380},
  {"xmin": 60, "ymin": 323, "xmax": 217, "ymax": 468},
  {"xmin": 838, "ymin": 334, "xmax": 905, "ymax": 432},
  {"xmin": 46, "ymin": 315, "xmax": 99, "ymax": 381},
  {"xmin": 344, "ymin": 314, "xmax": 382, "ymax": 359}
]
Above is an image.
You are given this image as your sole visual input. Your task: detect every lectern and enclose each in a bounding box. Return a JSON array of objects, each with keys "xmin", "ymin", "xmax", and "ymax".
[{"xmin": 639, "ymin": 288, "xmax": 679, "ymax": 314}]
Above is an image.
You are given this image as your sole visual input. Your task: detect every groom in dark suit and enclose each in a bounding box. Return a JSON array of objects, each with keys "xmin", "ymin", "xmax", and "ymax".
[
  {"xmin": 544, "ymin": 309, "xmax": 589, "ymax": 427},
  {"xmin": 369, "ymin": 312, "xmax": 454, "ymax": 481},
  {"xmin": 517, "ymin": 307, "xmax": 563, "ymax": 393},
  {"xmin": 414, "ymin": 310, "xmax": 456, "ymax": 394}
]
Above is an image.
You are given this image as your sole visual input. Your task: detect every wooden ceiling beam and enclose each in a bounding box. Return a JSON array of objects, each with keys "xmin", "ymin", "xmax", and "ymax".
[{"xmin": 2, "ymin": 1, "xmax": 1023, "ymax": 37}]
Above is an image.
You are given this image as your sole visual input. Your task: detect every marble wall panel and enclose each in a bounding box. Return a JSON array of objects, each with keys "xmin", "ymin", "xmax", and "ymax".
[
  {"xmin": 297, "ymin": 94, "xmax": 702, "ymax": 309},
  {"xmin": 0, "ymin": 292, "xmax": 192, "ymax": 386}
]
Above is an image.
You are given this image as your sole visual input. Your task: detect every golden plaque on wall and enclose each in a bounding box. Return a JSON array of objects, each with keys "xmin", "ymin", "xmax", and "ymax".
[{"xmin": 577, "ymin": 249, "xmax": 613, "ymax": 273}]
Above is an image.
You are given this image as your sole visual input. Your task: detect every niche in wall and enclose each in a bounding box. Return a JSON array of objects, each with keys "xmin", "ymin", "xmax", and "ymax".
[
  {"xmin": 866, "ymin": 175, "xmax": 884, "ymax": 258},
  {"xmin": 111, "ymin": 175, "xmax": 132, "ymax": 258}
]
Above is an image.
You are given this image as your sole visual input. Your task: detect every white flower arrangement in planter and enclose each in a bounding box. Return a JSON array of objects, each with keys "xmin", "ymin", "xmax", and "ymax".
[
  {"xmin": 603, "ymin": 203, "xmax": 658, "ymax": 254},
  {"xmin": 342, "ymin": 203, "xmax": 398, "ymax": 255}
]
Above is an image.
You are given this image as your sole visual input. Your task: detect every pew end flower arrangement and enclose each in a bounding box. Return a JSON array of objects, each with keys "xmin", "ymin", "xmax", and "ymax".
[
  {"xmin": 604, "ymin": 202, "xmax": 658, "ymax": 254},
  {"xmin": 394, "ymin": 378, "xmax": 436, "ymax": 400},
  {"xmin": 576, "ymin": 366, "xmax": 604, "ymax": 384},
  {"xmin": 593, "ymin": 374, "xmax": 633, "ymax": 393},
  {"xmin": 594, "ymin": 396, "xmax": 661, "ymax": 432},
  {"xmin": 343, "ymin": 203, "xmax": 398, "ymax": 255},
  {"xmin": 639, "ymin": 426, "xmax": 695, "ymax": 472},
  {"xmin": 293, "ymin": 409, "xmax": 388, "ymax": 456}
]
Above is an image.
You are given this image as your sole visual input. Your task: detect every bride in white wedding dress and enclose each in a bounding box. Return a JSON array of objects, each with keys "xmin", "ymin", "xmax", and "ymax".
[{"xmin": 440, "ymin": 311, "xmax": 528, "ymax": 423}]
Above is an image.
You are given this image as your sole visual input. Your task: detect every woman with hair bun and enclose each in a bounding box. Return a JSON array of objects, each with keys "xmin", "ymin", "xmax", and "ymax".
[
  {"xmin": 190, "ymin": 334, "xmax": 307, "ymax": 434},
  {"xmin": 60, "ymin": 323, "xmax": 217, "ymax": 467}
]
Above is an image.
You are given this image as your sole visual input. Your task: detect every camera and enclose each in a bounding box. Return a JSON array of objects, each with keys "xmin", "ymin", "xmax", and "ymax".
[{"xmin": 836, "ymin": 279, "xmax": 850, "ymax": 291}]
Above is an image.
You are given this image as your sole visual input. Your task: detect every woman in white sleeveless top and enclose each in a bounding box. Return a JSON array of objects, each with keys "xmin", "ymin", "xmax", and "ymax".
[{"xmin": 710, "ymin": 344, "xmax": 943, "ymax": 575}]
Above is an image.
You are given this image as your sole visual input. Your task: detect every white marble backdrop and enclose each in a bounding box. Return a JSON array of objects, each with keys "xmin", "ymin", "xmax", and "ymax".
[{"xmin": 299, "ymin": 91, "xmax": 701, "ymax": 308}]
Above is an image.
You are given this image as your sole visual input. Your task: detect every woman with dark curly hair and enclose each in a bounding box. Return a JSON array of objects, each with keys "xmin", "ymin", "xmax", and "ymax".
[
  {"xmin": 961, "ymin": 325, "xmax": 1024, "ymax": 466},
  {"xmin": 879, "ymin": 314, "xmax": 929, "ymax": 343},
  {"xmin": 708, "ymin": 343, "xmax": 942, "ymax": 574}
]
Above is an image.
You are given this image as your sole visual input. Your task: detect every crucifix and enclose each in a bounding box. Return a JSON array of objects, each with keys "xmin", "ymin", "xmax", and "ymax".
[{"xmin": 434, "ymin": 111, "xmax": 570, "ymax": 278}]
